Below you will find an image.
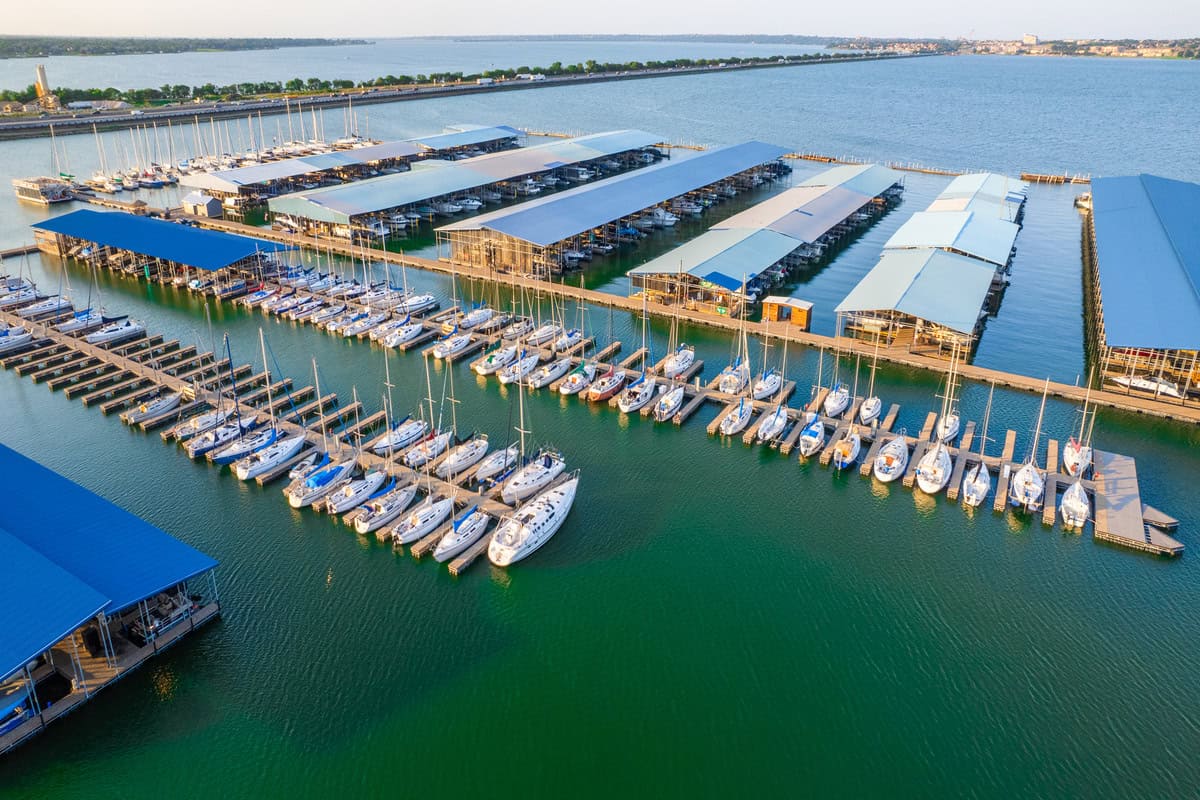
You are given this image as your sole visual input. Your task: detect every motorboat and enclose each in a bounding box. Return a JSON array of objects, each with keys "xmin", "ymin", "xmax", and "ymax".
[
  {"xmin": 529, "ymin": 357, "xmax": 572, "ymax": 389},
  {"xmin": 475, "ymin": 444, "xmax": 519, "ymax": 484},
  {"xmin": 211, "ymin": 426, "xmax": 279, "ymax": 465},
  {"xmin": 823, "ymin": 383, "xmax": 850, "ymax": 418},
  {"xmin": 489, "ymin": 476, "xmax": 579, "ymax": 566},
  {"xmin": 586, "ymin": 367, "xmax": 626, "ymax": 402},
  {"xmin": 85, "ymin": 319, "xmax": 144, "ymax": 345},
  {"xmin": 432, "ymin": 333, "xmax": 473, "ymax": 360},
  {"xmin": 662, "ymin": 344, "xmax": 695, "ymax": 379},
  {"xmin": 756, "ymin": 403, "xmax": 788, "ymax": 442},
  {"xmin": 285, "ymin": 456, "xmax": 357, "ymax": 508},
  {"xmin": 960, "ymin": 461, "xmax": 992, "ymax": 507},
  {"xmin": 434, "ymin": 507, "xmax": 491, "ymax": 562},
  {"xmin": 831, "ymin": 429, "xmax": 861, "ymax": 470},
  {"xmin": 120, "ymin": 392, "xmax": 181, "ymax": 425},
  {"xmin": 498, "ymin": 352, "xmax": 539, "ymax": 385},
  {"xmin": 1109, "ymin": 374, "xmax": 1183, "ymax": 399},
  {"xmin": 324, "ymin": 469, "xmax": 390, "ymax": 514},
  {"xmin": 526, "ymin": 322, "xmax": 561, "ymax": 347},
  {"xmin": 796, "ymin": 413, "xmax": 826, "ymax": 457},
  {"xmin": 859, "ymin": 395, "xmax": 883, "ymax": 425},
  {"xmin": 234, "ymin": 435, "xmax": 306, "ymax": 481},
  {"xmin": 432, "ymin": 201, "xmax": 463, "ymax": 216},
  {"xmin": 1060, "ymin": 481, "xmax": 1090, "ymax": 529},
  {"xmin": 0, "ymin": 325, "xmax": 32, "ymax": 355},
  {"xmin": 353, "ymin": 484, "xmax": 418, "ymax": 535},
  {"xmin": 501, "ymin": 448, "xmax": 566, "ymax": 504},
  {"xmin": 185, "ymin": 417, "xmax": 256, "ymax": 459},
  {"xmin": 456, "ymin": 197, "xmax": 483, "ymax": 211},
  {"xmin": 370, "ymin": 417, "xmax": 427, "ymax": 455},
  {"xmin": 404, "ymin": 431, "xmax": 451, "ymax": 468},
  {"xmin": 717, "ymin": 360, "xmax": 750, "ymax": 395},
  {"xmin": 719, "ymin": 398, "xmax": 753, "ymax": 436},
  {"xmin": 872, "ymin": 435, "xmax": 909, "ymax": 483},
  {"xmin": 436, "ymin": 436, "xmax": 490, "ymax": 479},
  {"xmin": 559, "ymin": 363, "xmax": 596, "ymax": 396},
  {"xmin": 55, "ymin": 308, "xmax": 105, "ymax": 334},
  {"xmin": 915, "ymin": 444, "xmax": 953, "ymax": 495},
  {"xmin": 390, "ymin": 495, "xmax": 454, "ymax": 544},
  {"xmin": 617, "ymin": 372, "xmax": 658, "ymax": 413},
  {"xmin": 552, "ymin": 328, "xmax": 583, "ymax": 352},
  {"xmin": 383, "ymin": 321, "xmax": 425, "ymax": 348},
  {"xmin": 751, "ymin": 369, "xmax": 782, "ymax": 401},
  {"xmin": 474, "ymin": 345, "xmax": 517, "ymax": 376}
]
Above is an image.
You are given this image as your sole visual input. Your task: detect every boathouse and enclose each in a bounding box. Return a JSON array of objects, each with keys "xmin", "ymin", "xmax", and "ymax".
[
  {"xmin": 1085, "ymin": 173, "xmax": 1200, "ymax": 400},
  {"xmin": 626, "ymin": 163, "xmax": 902, "ymax": 315},
  {"xmin": 180, "ymin": 124, "xmax": 522, "ymax": 208},
  {"xmin": 31, "ymin": 209, "xmax": 292, "ymax": 287},
  {"xmin": 836, "ymin": 172, "xmax": 1028, "ymax": 357},
  {"xmin": 437, "ymin": 140, "xmax": 791, "ymax": 278},
  {"xmin": 0, "ymin": 444, "xmax": 220, "ymax": 754}
]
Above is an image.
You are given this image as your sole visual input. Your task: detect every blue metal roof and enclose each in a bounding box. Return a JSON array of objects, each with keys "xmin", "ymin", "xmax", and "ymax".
[
  {"xmin": 440, "ymin": 141, "xmax": 790, "ymax": 247},
  {"xmin": 1091, "ymin": 174, "xmax": 1200, "ymax": 349},
  {"xmin": 0, "ymin": 529, "xmax": 110, "ymax": 681},
  {"xmin": 0, "ymin": 444, "xmax": 218, "ymax": 616},
  {"xmin": 32, "ymin": 210, "xmax": 291, "ymax": 271},
  {"xmin": 836, "ymin": 248, "xmax": 996, "ymax": 334}
]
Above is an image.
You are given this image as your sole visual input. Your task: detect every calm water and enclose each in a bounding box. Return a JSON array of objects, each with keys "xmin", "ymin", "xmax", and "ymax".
[{"xmin": 2, "ymin": 48, "xmax": 1200, "ymax": 798}]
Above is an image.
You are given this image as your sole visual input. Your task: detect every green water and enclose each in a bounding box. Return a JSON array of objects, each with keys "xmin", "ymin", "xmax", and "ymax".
[{"xmin": 3, "ymin": 50, "xmax": 1200, "ymax": 798}]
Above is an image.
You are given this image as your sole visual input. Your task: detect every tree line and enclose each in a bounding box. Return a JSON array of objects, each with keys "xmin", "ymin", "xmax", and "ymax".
[
  {"xmin": 0, "ymin": 36, "xmax": 366, "ymax": 59},
  {"xmin": 0, "ymin": 53, "xmax": 869, "ymax": 105}
]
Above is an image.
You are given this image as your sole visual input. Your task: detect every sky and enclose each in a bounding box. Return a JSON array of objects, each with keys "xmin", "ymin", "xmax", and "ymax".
[{"xmin": 4, "ymin": 0, "xmax": 1197, "ymax": 40}]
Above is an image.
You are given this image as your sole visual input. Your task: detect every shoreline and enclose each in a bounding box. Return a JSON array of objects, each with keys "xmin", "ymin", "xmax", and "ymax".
[{"xmin": 0, "ymin": 53, "xmax": 924, "ymax": 141}]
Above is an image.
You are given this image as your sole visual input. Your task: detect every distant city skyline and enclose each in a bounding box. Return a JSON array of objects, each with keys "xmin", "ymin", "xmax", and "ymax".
[{"xmin": 3, "ymin": 0, "xmax": 1197, "ymax": 42}]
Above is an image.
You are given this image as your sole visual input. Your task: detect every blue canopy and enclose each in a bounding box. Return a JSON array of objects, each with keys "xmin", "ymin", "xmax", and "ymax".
[
  {"xmin": 32, "ymin": 209, "xmax": 292, "ymax": 271},
  {"xmin": 0, "ymin": 444, "xmax": 218, "ymax": 618}
]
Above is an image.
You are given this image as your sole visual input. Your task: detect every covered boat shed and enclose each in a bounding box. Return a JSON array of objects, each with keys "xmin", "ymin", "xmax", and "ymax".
[
  {"xmin": 437, "ymin": 140, "xmax": 792, "ymax": 278},
  {"xmin": 926, "ymin": 172, "xmax": 1028, "ymax": 223},
  {"xmin": 178, "ymin": 125, "xmax": 523, "ymax": 210},
  {"xmin": 1086, "ymin": 173, "xmax": 1200, "ymax": 399},
  {"xmin": 627, "ymin": 163, "xmax": 902, "ymax": 316},
  {"xmin": 883, "ymin": 210, "xmax": 1019, "ymax": 270},
  {"xmin": 835, "ymin": 248, "xmax": 999, "ymax": 352},
  {"xmin": 0, "ymin": 443, "xmax": 220, "ymax": 755},
  {"xmin": 267, "ymin": 129, "xmax": 663, "ymax": 240},
  {"xmin": 32, "ymin": 208, "xmax": 292, "ymax": 285}
]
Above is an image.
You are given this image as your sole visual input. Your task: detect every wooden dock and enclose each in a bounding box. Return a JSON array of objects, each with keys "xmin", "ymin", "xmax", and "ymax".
[
  {"xmin": 944, "ymin": 421, "xmax": 977, "ymax": 502},
  {"xmin": 992, "ymin": 430, "xmax": 1019, "ymax": 512},
  {"xmin": 1042, "ymin": 439, "xmax": 1060, "ymax": 526},
  {"xmin": 1093, "ymin": 451, "xmax": 1183, "ymax": 555}
]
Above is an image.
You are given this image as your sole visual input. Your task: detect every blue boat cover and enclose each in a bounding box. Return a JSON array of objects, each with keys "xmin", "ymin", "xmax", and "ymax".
[
  {"xmin": 0, "ymin": 444, "xmax": 218, "ymax": 672},
  {"xmin": 32, "ymin": 209, "xmax": 291, "ymax": 271}
]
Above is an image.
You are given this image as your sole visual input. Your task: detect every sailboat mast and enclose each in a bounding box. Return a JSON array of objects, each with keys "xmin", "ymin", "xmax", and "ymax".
[
  {"xmin": 259, "ymin": 327, "xmax": 275, "ymax": 429},
  {"xmin": 313, "ymin": 358, "xmax": 327, "ymax": 454},
  {"xmin": 979, "ymin": 382, "xmax": 994, "ymax": 457}
]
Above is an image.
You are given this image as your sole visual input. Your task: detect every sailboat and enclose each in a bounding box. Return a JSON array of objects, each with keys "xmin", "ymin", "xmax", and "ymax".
[
  {"xmin": 1062, "ymin": 373, "xmax": 1095, "ymax": 478},
  {"xmin": 796, "ymin": 412, "xmax": 826, "ymax": 457},
  {"xmin": 489, "ymin": 474, "xmax": 580, "ymax": 566},
  {"xmin": 1009, "ymin": 380, "xmax": 1050, "ymax": 512},
  {"xmin": 474, "ymin": 343, "xmax": 518, "ymax": 376},
  {"xmin": 121, "ymin": 391, "xmax": 181, "ymax": 425},
  {"xmin": 718, "ymin": 313, "xmax": 751, "ymax": 396},
  {"xmin": 234, "ymin": 329, "xmax": 305, "ymax": 479},
  {"xmin": 915, "ymin": 361, "xmax": 956, "ymax": 495},
  {"xmin": 654, "ymin": 385, "xmax": 686, "ymax": 422},
  {"xmin": 324, "ymin": 468, "xmax": 390, "ymax": 514},
  {"xmin": 431, "ymin": 328, "xmax": 472, "ymax": 360},
  {"xmin": 1060, "ymin": 480, "xmax": 1090, "ymax": 530},
  {"xmin": 617, "ymin": 299, "xmax": 658, "ymax": 413},
  {"xmin": 935, "ymin": 349, "xmax": 961, "ymax": 442},
  {"xmin": 961, "ymin": 383, "xmax": 995, "ymax": 508},
  {"xmin": 433, "ymin": 505, "xmax": 492, "ymax": 562},
  {"xmin": 389, "ymin": 493, "xmax": 454, "ymax": 544},
  {"xmin": 560, "ymin": 362, "xmax": 597, "ymax": 396},
  {"xmin": 755, "ymin": 338, "xmax": 790, "ymax": 443},
  {"xmin": 498, "ymin": 349, "xmax": 539, "ymax": 385},
  {"xmin": 286, "ymin": 454, "xmax": 358, "ymax": 508},
  {"xmin": 475, "ymin": 444, "xmax": 519, "ymax": 484},
  {"xmin": 719, "ymin": 397, "xmax": 753, "ymax": 435},
  {"xmin": 353, "ymin": 483, "xmax": 418, "ymax": 534},
  {"xmin": 750, "ymin": 332, "xmax": 781, "ymax": 400},
  {"xmin": 501, "ymin": 368, "xmax": 566, "ymax": 504},
  {"xmin": 662, "ymin": 315, "xmax": 695, "ymax": 379},
  {"xmin": 872, "ymin": 432, "xmax": 909, "ymax": 483},
  {"xmin": 859, "ymin": 337, "xmax": 883, "ymax": 425},
  {"xmin": 382, "ymin": 316, "xmax": 424, "ymax": 348},
  {"xmin": 831, "ymin": 428, "xmax": 861, "ymax": 470},
  {"xmin": 437, "ymin": 434, "xmax": 490, "ymax": 479}
]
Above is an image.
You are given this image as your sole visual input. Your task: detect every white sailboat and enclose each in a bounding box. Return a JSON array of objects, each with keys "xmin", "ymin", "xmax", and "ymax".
[
  {"xmin": 286, "ymin": 455, "xmax": 358, "ymax": 508},
  {"xmin": 961, "ymin": 383, "xmax": 995, "ymax": 508},
  {"xmin": 475, "ymin": 443, "xmax": 519, "ymax": 484},
  {"xmin": 859, "ymin": 337, "xmax": 883, "ymax": 425},
  {"xmin": 474, "ymin": 344, "xmax": 517, "ymax": 376},
  {"xmin": 498, "ymin": 351, "xmax": 539, "ymax": 385},
  {"xmin": 616, "ymin": 312, "xmax": 658, "ymax": 411},
  {"xmin": 324, "ymin": 469, "xmax": 390, "ymax": 514},
  {"xmin": 831, "ymin": 428, "xmax": 862, "ymax": 470},
  {"xmin": 916, "ymin": 363, "xmax": 956, "ymax": 494},
  {"xmin": 436, "ymin": 434, "xmax": 490, "ymax": 480},
  {"xmin": 0, "ymin": 325, "xmax": 32, "ymax": 355},
  {"xmin": 433, "ymin": 505, "xmax": 492, "ymax": 562},
  {"xmin": 935, "ymin": 348, "xmax": 961, "ymax": 442},
  {"xmin": 85, "ymin": 318, "xmax": 144, "ymax": 344},
  {"xmin": 1009, "ymin": 380, "xmax": 1050, "ymax": 512},
  {"xmin": 1060, "ymin": 480, "xmax": 1090, "ymax": 530},
  {"xmin": 354, "ymin": 483, "xmax": 418, "ymax": 535},
  {"xmin": 797, "ymin": 412, "xmax": 826, "ymax": 457},
  {"xmin": 234, "ymin": 329, "xmax": 304, "ymax": 480},
  {"xmin": 390, "ymin": 494, "xmax": 454, "ymax": 544},
  {"xmin": 121, "ymin": 392, "xmax": 181, "ymax": 425},
  {"xmin": 654, "ymin": 385, "xmax": 686, "ymax": 422},
  {"xmin": 719, "ymin": 397, "xmax": 753, "ymax": 436},
  {"xmin": 823, "ymin": 382, "xmax": 850, "ymax": 418},
  {"xmin": 529, "ymin": 357, "xmax": 572, "ymax": 389},
  {"xmin": 872, "ymin": 433, "xmax": 909, "ymax": 483},
  {"xmin": 661, "ymin": 315, "xmax": 695, "ymax": 379},
  {"xmin": 1062, "ymin": 373, "xmax": 1095, "ymax": 478},
  {"xmin": 489, "ymin": 475, "xmax": 580, "ymax": 567}
]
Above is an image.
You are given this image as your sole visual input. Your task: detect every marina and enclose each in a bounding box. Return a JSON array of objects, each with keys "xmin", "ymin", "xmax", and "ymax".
[{"xmin": 2, "ymin": 40, "xmax": 1200, "ymax": 799}]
